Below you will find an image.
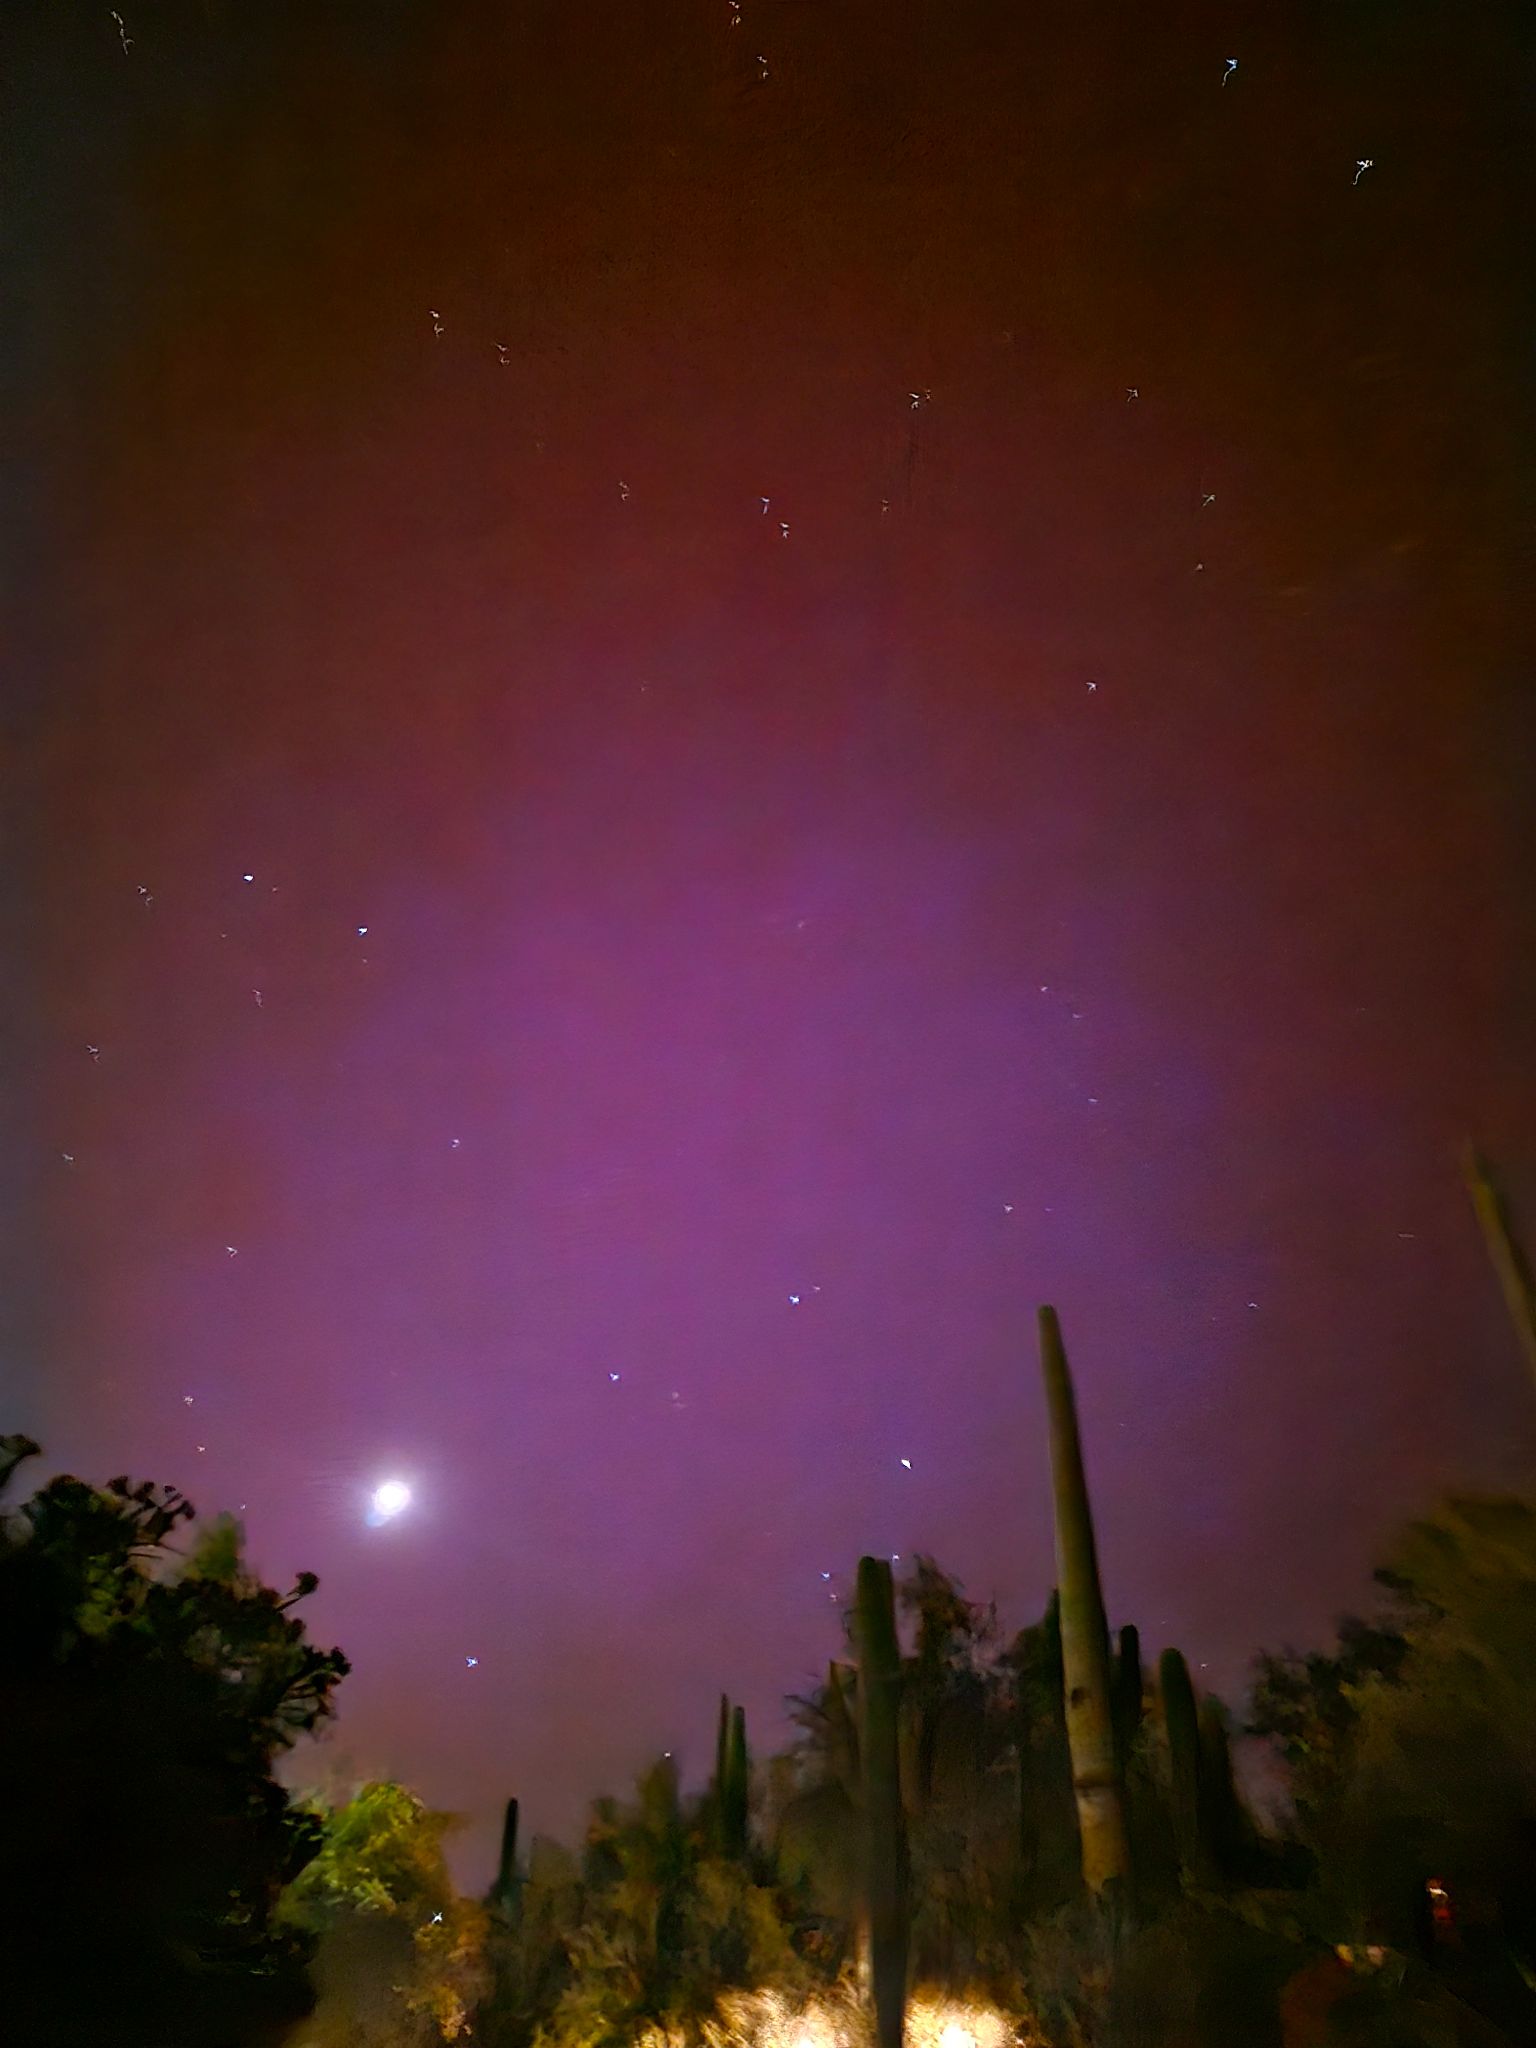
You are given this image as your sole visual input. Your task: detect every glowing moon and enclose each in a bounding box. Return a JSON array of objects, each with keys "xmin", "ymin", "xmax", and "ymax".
[{"xmin": 369, "ymin": 1477, "xmax": 412, "ymax": 1522}]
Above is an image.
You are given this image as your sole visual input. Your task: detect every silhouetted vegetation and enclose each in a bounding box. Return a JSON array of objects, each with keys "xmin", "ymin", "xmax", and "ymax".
[
  {"xmin": 0, "ymin": 1434, "xmax": 348, "ymax": 2048},
  {"xmin": 8, "ymin": 1274, "xmax": 1536, "ymax": 2047}
]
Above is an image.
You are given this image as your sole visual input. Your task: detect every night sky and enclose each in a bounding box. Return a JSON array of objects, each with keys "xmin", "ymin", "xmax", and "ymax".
[{"xmin": 9, "ymin": 0, "xmax": 1534, "ymax": 1880}]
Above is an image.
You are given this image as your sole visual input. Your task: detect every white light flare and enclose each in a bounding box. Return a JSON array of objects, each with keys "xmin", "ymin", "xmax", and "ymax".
[{"xmin": 368, "ymin": 1477, "xmax": 413, "ymax": 1526}]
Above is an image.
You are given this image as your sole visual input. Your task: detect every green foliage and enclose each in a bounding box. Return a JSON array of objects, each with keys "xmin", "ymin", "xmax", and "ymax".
[
  {"xmin": 773, "ymin": 1664, "xmax": 863, "ymax": 1962},
  {"xmin": 501, "ymin": 1754, "xmax": 804, "ymax": 2048},
  {"xmin": 1251, "ymin": 1498, "xmax": 1536, "ymax": 2041},
  {"xmin": 0, "ymin": 1442, "xmax": 348, "ymax": 2048},
  {"xmin": 283, "ymin": 1780, "xmax": 490, "ymax": 2045},
  {"xmin": 897, "ymin": 1559, "xmax": 1014, "ymax": 1988}
]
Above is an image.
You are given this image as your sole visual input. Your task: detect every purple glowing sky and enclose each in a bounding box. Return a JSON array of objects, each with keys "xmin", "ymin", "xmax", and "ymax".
[{"xmin": 11, "ymin": 0, "xmax": 1532, "ymax": 1878}]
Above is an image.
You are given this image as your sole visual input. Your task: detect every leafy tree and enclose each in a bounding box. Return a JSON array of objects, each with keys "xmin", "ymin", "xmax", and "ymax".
[
  {"xmin": 283, "ymin": 1779, "xmax": 490, "ymax": 2044},
  {"xmin": 1253, "ymin": 1498, "xmax": 1536, "ymax": 2043},
  {"xmin": 774, "ymin": 1661, "xmax": 864, "ymax": 1971},
  {"xmin": 1004, "ymin": 1594, "xmax": 1082, "ymax": 1923},
  {"xmin": 897, "ymin": 1558, "xmax": 1014, "ymax": 1990},
  {"xmin": 0, "ymin": 1435, "xmax": 349, "ymax": 2048}
]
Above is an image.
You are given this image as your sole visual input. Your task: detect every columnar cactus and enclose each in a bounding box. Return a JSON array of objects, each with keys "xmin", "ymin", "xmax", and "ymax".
[
  {"xmin": 1037, "ymin": 1305, "xmax": 1131, "ymax": 1894},
  {"xmin": 1159, "ymin": 1648, "xmax": 1207, "ymax": 1885},
  {"xmin": 492, "ymin": 1796, "xmax": 520, "ymax": 1916},
  {"xmin": 1112, "ymin": 1624, "xmax": 1143, "ymax": 1769},
  {"xmin": 1464, "ymin": 1142, "xmax": 1536, "ymax": 1384},
  {"xmin": 714, "ymin": 1693, "xmax": 732, "ymax": 1846},
  {"xmin": 856, "ymin": 1555, "xmax": 909, "ymax": 2048},
  {"xmin": 723, "ymin": 1702, "xmax": 749, "ymax": 1858}
]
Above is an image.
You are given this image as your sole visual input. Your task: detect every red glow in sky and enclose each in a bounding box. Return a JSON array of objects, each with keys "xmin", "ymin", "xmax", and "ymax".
[{"xmin": 10, "ymin": 0, "xmax": 1532, "ymax": 1879}]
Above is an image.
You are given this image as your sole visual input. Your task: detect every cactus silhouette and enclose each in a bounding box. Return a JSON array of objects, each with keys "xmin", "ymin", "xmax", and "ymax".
[
  {"xmin": 1037, "ymin": 1305, "xmax": 1131, "ymax": 1894},
  {"xmin": 714, "ymin": 1693, "xmax": 732, "ymax": 1846},
  {"xmin": 1464, "ymin": 1143, "xmax": 1536, "ymax": 1384},
  {"xmin": 1112, "ymin": 1624, "xmax": 1143, "ymax": 1769},
  {"xmin": 724, "ymin": 1702, "xmax": 749, "ymax": 1857},
  {"xmin": 1159, "ymin": 1648, "xmax": 1208, "ymax": 1885},
  {"xmin": 492, "ymin": 1796, "xmax": 521, "ymax": 1916},
  {"xmin": 856, "ymin": 1555, "xmax": 909, "ymax": 2048}
]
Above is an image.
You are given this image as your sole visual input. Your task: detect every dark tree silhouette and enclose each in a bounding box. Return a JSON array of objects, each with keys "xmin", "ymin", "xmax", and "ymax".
[{"xmin": 0, "ymin": 1435, "xmax": 349, "ymax": 2048}]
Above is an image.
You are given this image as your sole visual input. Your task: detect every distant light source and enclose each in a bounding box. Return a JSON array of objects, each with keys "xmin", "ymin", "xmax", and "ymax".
[{"xmin": 369, "ymin": 1478, "xmax": 412, "ymax": 1523}]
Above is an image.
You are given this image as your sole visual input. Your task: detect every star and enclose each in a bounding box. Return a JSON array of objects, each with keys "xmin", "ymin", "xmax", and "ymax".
[
  {"xmin": 608, "ymin": 1371, "xmax": 621, "ymax": 1382},
  {"xmin": 899, "ymin": 1456, "xmax": 913, "ymax": 1470},
  {"xmin": 465, "ymin": 1656, "xmax": 479, "ymax": 1669},
  {"xmin": 242, "ymin": 873, "xmax": 254, "ymax": 883},
  {"xmin": 356, "ymin": 926, "xmax": 368, "ymax": 936},
  {"xmin": 1086, "ymin": 679, "xmax": 1097, "ymax": 692},
  {"xmin": 788, "ymin": 1293, "xmax": 800, "ymax": 1306}
]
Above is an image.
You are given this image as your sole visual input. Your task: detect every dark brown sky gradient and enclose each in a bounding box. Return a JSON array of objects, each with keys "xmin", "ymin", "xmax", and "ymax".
[{"xmin": 8, "ymin": 0, "xmax": 1535, "ymax": 1880}]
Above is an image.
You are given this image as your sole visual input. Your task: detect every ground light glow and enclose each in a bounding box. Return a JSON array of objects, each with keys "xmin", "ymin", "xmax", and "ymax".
[{"xmin": 642, "ymin": 1988, "xmax": 1040, "ymax": 2048}]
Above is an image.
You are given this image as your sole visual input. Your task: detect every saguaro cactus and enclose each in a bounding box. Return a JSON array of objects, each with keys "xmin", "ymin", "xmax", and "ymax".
[
  {"xmin": 1112, "ymin": 1624, "xmax": 1144, "ymax": 1770},
  {"xmin": 1159, "ymin": 1649, "xmax": 1207, "ymax": 1885},
  {"xmin": 723, "ymin": 1702, "xmax": 749, "ymax": 1857},
  {"xmin": 1464, "ymin": 1143, "xmax": 1536, "ymax": 1385},
  {"xmin": 492, "ymin": 1796, "xmax": 520, "ymax": 1916},
  {"xmin": 856, "ymin": 1555, "xmax": 909, "ymax": 2048},
  {"xmin": 714, "ymin": 1693, "xmax": 732, "ymax": 1845},
  {"xmin": 1197, "ymin": 1696, "xmax": 1248, "ymax": 1879},
  {"xmin": 1037, "ymin": 1305, "xmax": 1131, "ymax": 1894}
]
